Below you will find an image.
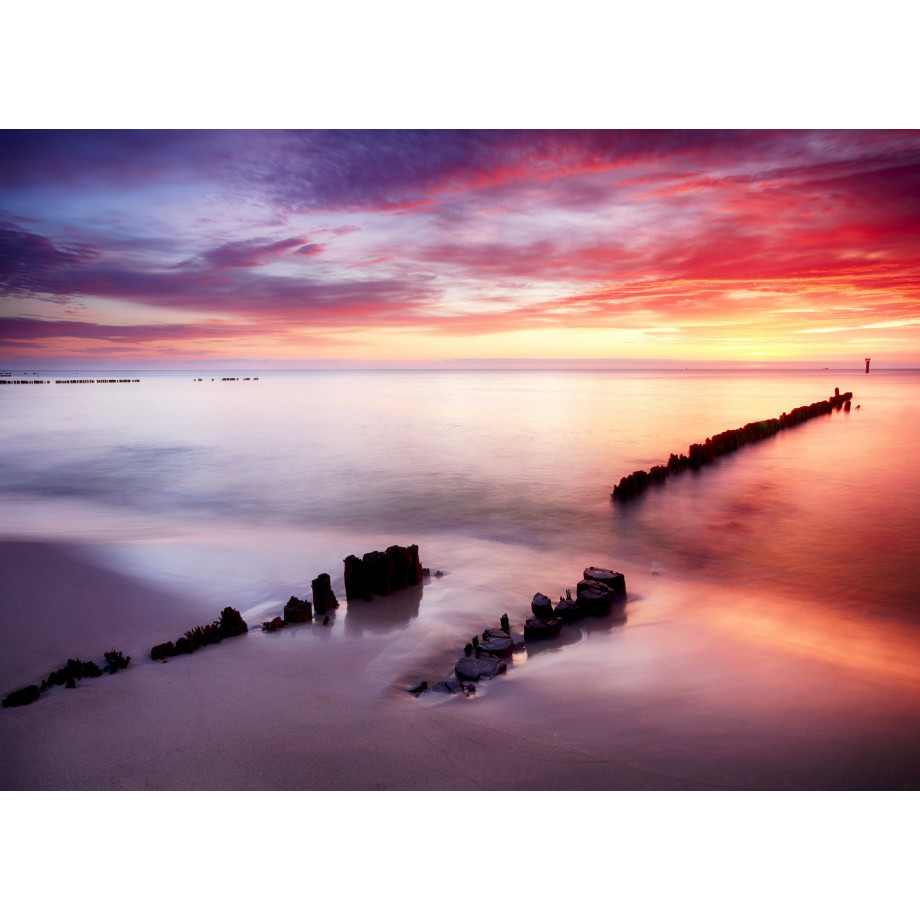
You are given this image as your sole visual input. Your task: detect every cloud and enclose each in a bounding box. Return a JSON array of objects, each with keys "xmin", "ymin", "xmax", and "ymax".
[
  {"xmin": 1, "ymin": 130, "xmax": 919, "ymax": 364},
  {"xmin": 0, "ymin": 222, "xmax": 99, "ymax": 296},
  {"xmin": 191, "ymin": 236, "xmax": 317, "ymax": 268}
]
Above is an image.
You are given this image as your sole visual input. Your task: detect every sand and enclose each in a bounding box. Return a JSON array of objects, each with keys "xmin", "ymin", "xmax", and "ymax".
[
  {"xmin": 4, "ymin": 537, "xmax": 918, "ymax": 920},
  {"xmin": 0, "ymin": 540, "xmax": 652, "ymax": 790},
  {"xmin": 4, "ymin": 538, "xmax": 920, "ymax": 792}
]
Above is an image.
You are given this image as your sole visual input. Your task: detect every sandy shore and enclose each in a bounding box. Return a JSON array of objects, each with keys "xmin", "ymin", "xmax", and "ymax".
[
  {"xmin": 3, "ymin": 538, "xmax": 920, "ymax": 791},
  {"xmin": 0, "ymin": 540, "xmax": 655, "ymax": 790}
]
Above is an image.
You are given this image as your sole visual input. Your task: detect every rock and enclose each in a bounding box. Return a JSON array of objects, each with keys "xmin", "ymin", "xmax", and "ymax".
[
  {"xmin": 483, "ymin": 628, "xmax": 510, "ymax": 641},
  {"xmin": 283, "ymin": 595, "xmax": 313, "ymax": 623},
  {"xmin": 430, "ymin": 678, "xmax": 465, "ymax": 694},
  {"xmin": 175, "ymin": 636, "xmax": 194, "ymax": 655},
  {"xmin": 312, "ymin": 573, "xmax": 339, "ymax": 616},
  {"xmin": 524, "ymin": 617, "xmax": 562, "ymax": 640},
  {"xmin": 500, "ymin": 613, "xmax": 510, "ymax": 633},
  {"xmin": 583, "ymin": 566, "xmax": 627, "ymax": 599},
  {"xmin": 531, "ymin": 592, "xmax": 554, "ymax": 618},
  {"xmin": 478, "ymin": 635, "xmax": 513, "ymax": 657},
  {"xmin": 2, "ymin": 684, "xmax": 40, "ymax": 708},
  {"xmin": 576, "ymin": 579, "xmax": 614, "ymax": 615},
  {"xmin": 219, "ymin": 606, "xmax": 248, "ymax": 637},
  {"xmin": 408, "ymin": 680, "xmax": 428, "ymax": 696},
  {"xmin": 261, "ymin": 616, "xmax": 285, "ymax": 632},
  {"xmin": 553, "ymin": 598, "xmax": 580, "ymax": 621},
  {"xmin": 151, "ymin": 641, "xmax": 175, "ymax": 660},
  {"xmin": 102, "ymin": 650, "xmax": 129, "ymax": 674},
  {"xmin": 455, "ymin": 657, "xmax": 506, "ymax": 681}
]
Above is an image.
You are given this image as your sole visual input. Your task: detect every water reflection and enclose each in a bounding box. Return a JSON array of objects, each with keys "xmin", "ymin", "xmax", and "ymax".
[
  {"xmin": 343, "ymin": 583, "xmax": 423, "ymax": 637},
  {"xmin": 580, "ymin": 608, "xmax": 628, "ymax": 635}
]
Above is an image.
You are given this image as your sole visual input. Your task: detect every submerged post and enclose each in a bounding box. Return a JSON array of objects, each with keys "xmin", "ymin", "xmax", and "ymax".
[
  {"xmin": 611, "ymin": 388, "xmax": 854, "ymax": 502},
  {"xmin": 865, "ymin": 357, "xmax": 871, "ymax": 373}
]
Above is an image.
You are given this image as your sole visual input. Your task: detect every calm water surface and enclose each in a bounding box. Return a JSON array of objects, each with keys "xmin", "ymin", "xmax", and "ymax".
[
  {"xmin": 3, "ymin": 368, "xmax": 920, "ymax": 788},
  {"xmin": 2, "ymin": 368, "xmax": 918, "ymax": 615}
]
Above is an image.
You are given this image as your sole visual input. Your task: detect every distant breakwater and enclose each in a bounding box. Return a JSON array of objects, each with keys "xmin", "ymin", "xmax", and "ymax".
[
  {"xmin": 611, "ymin": 388, "xmax": 855, "ymax": 502},
  {"xmin": 0, "ymin": 378, "xmax": 140, "ymax": 385}
]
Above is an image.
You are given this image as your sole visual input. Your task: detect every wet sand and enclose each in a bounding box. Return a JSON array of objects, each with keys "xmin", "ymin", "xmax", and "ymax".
[{"xmin": 3, "ymin": 539, "xmax": 920, "ymax": 791}]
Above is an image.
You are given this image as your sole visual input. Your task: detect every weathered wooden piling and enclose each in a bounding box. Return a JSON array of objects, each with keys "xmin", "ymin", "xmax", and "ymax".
[
  {"xmin": 612, "ymin": 390, "xmax": 854, "ymax": 502},
  {"xmin": 343, "ymin": 544, "xmax": 423, "ymax": 600},
  {"xmin": 410, "ymin": 563, "xmax": 628, "ymax": 698},
  {"xmin": 311, "ymin": 573, "xmax": 339, "ymax": 616}
]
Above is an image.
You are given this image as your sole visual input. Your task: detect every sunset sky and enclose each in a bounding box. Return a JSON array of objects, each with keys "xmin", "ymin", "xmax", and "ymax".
[{"xmin": 1, "ymin": 129, "xmax": 918, "ymax": 369}]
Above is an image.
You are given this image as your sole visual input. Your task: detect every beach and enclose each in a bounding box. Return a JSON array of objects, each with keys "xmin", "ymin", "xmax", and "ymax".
[
  {"xmin": 3, "ymin": 534, "xmax": 920, "ymax": 791},
  {"xmin": 2, "ymin": 369, "xmax": 920, "ymax": 791}
]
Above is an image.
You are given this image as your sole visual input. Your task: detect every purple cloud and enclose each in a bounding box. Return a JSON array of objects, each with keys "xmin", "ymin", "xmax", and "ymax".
[
  {"xmin": 0, "ymin": 222, "xmax": 98, "ymax": 296},
  {"xmin": 195, "ymin": 236, "xmax": 315, "ymax": 268}
]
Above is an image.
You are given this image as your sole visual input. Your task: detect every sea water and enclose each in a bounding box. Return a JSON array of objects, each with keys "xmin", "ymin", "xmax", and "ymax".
[
  {"xmin": 2, "ymin": 368, "xmax": 918, "ymax": 612},
  {"xmin": 2, "ymin": 368, "xmax": 920, "ymax": 788}
]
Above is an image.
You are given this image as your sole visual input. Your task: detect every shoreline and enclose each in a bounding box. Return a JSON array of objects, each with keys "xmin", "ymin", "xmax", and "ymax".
[{"xmin": 3, "ymin": 537, "xmax": 920, "ymax": 790}]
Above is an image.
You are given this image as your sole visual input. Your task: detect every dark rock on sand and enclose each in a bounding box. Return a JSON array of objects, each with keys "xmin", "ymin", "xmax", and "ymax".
[
  {"xmin": 151, "ymin": 641, "xmax": 176, "ymax": 660},
  {"xmin": 524, "ymin": 617, "xmax": 563, "ymax": 640},
  {"xmin": 103, "ymin": 650, "xmax": 130, "ymax": 673},
  {"xmin": 47, "ymin": 658, "xmax": 102, "ymax": 686},
  {"xmin": 261, "ymin": 616, "xmax": 285, "ymax": 632},
  {"xmin": 531, "ymin": 592, "xmax": 554, "ymax": 618},
  {"xmin": 483, "ymin": 628, "xmax": 510, "ymax": 641},
  {"xmin": 583, "ymin": 566, "xmax": 627, "ymax": 599},
  {"xmin": 478, "ymin": 635, "xmax": 513, "ymax": 657},
  {"xmin": 455, "ymin": 657, "xmax": 506, "ymax": 681},
  {"xmin": 283, "ymin": 595, "xmax": 313, "ymax": 623},
  {"xmin": 408, "ymin": 680, "xmax": 428, "ymax": 696},
  {"xmin": 553, "ymin": 598, "xmax": 580, "ymax": 621},
  {"xmin": 430, "ymin": 678, "xmax": 465, "ymax": 694},
  {"xmin": 576, "ymin": 579, "xmax": 615, "ymax": 615},
  {"xmin": 312, "ymin": 573, "xmax": 339, "ymax": 616},
  {"xmin": 219, "ymin": 606, "xmax": 248, "ymax": 637},
  {"xmin": 2, "ymin": 684, "xmax": 41, "ymax": 707}
]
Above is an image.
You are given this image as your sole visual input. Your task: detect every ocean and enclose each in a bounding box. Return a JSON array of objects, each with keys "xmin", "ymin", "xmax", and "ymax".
[{"xmin": 2, "ymin": 367, "xmax": 920, "ymax": 789}]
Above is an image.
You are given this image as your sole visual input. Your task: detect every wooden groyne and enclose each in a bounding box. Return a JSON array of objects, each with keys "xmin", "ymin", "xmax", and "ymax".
[
  {"xmin": 2, "ymin": 650, "xmax": 130, "ymax": 708},
  {"xmin": 0, "ymin": 378, "xmax": 140, "ymax": 385},
  {"xmin": 611, "ymin": 389, "xmax": 854, "ymax": 502},
  {"xmin": 408, "ymin": 564, "xmax": 628, "ymax": 698},
  {"xmin": 55, "ymin": 378, "xmax": 140, "ymax": 384}
]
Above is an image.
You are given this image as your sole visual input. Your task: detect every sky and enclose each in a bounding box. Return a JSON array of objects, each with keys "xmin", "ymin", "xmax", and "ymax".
[{"xmin": 1, "ymin": 129, "xmax": 919, "ymax": 369}]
